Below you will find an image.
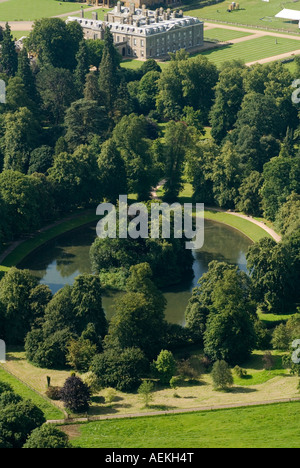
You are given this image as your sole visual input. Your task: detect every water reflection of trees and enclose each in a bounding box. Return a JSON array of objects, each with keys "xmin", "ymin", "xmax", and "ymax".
[
  {"xmin": 196, "ymin": 220, "xmax": 251, "ymax": 268},
  {"xmin": 19, "ymin": 224, "xmax": 96, "ymax": 279}
]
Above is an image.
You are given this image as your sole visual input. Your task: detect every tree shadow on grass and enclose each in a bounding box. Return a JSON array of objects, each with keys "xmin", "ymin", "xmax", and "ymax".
[
  {"xmin": 88, "ymin": 405, "xmax": 118, "ymax": 416},
  {"xmin": 147, "ymin": 404, "xmax": 178, "ymax": 411},
  {"xmin": 229, "ymin": 386, "xmax": 257, "ymax": 394}
]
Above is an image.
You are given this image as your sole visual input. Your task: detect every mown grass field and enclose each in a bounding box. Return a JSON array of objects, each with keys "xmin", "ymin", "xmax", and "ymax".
[
  {"xmin": 200, "ymin": 35, "xmax": 300, "ymax": 66},
  {"xmin": 186, "ymin": 0, "xmax": 300, "ymax": 33},
  {"xmin": 0, "ymin": 366, "xmax": 64, "ymax": 420},
  {"xmin": 0, "ymin": 0, "xmax": 89, "ymax": 22},
  {"xmin": 67, "ymin": 401, "xmax": 300, "ymax": 448},
  {"xmin": 204, "ymin": 27, "xmax": 254, "ymax": 41},
  {"xmin": 121, "ymin": 35, "xmax": 300, "ymax": 70}
]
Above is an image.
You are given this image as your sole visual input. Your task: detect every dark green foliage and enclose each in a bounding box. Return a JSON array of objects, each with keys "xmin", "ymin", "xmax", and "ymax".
[
  {"xmin": 236, "ymin": 171, "xmax": 263, "ymax": 216},
  {"xmin": 36, "ymin": 66, "xmax": 78, "ymax": 123},
  {"xmin": 17, "ymin": 47, "xmax": 37, "ymax": 103},
  {"xmin": 247, "ymin": 234, "xmax": 300, "ymax": 314},
  {"xmin": 261, "ymin": 154, "xmax": 300, "ymax": 221},
  {"xmin": 74, "ymin": 40, "xmax": 90, "ymax": 95},
  {"xmin": 90, "ymin": 346, "xmax": 148, "ymax": 392},
  {"xmin": 97, "ymin": 138, "xmax": 127, "ymax": 203},
  {"xmin": 48, "ymin": 146, "xmax": 101, "ymax": 209},
  {"xmin": 23, "ymin": 424, "xmax": 71, "ymax": 448},
  {"xmin": 90, "ymin": 234, "xmax": 194, "ymax": 290},
  {"xmin": 186, "ymin": 262, "xmax": 256, "ymax": 366},
  {"xmin": 98, "ymin": 28, "xmax": 120, "ymax": 114},
  {"xmin": 162, "ymin": 121, "xmax": 192, "ymax": 201},
  {"xmin": 0, "ymin": 268, "xmax": 39, "ymax": 344},
  {"xmin": 25, "ymin": 274, "xmax": 107, "ymax": 369},
  {"xmin": 64, "ymin": 98, "xmax": 109, "ymax": 151},
  {"xmin": 28, "ymin": 145, "xmax": 54, "ymax": 175},
  {"xmin": 0, "ymin": 381, "xmax": 13, "ymax": 395},
  {"xmin": 0, "ymin": 398, "xmax": 45, "ymax": 448},
  {"xmin": 0, "ymin": 23, "xmax": 18, "ymax": 77},
  {"xmin": 112, "ymin": 113, "xmax": 157, "ymax": 200},
  {"xmin": 210, "ymin": 64, "xmax": 245, "ymax": 144},
  {"xmin": 27, "ymin": 18, "xmax": 83, "ymax": 70}
]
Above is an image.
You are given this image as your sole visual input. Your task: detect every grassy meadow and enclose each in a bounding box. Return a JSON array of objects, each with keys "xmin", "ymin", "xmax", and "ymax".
[
  {"xmin": 186, "ymin": 0, "xmax": 300, "ymax": 33},
  {"xmin": 0, "ymin": 0, "xmax": 89, "ymax": 22},
  {"xmin": 65, "ymin": 401, "xmax": 300, "ymax": 448},
  {"xmin": 0, "ymin": 366, "xmax": 64, "ymax": 420}
]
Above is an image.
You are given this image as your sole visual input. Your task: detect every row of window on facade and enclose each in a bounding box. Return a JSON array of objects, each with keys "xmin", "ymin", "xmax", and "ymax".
[{"xmin": 126, "ymin": 39, "xmax": 202, "ymax": 57}]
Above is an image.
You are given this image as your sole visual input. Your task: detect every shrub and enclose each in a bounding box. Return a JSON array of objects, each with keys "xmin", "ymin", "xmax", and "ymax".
[
  {"xmin": 138, "ymin": 380, "xmax": 155, "ymax": 407},
  {"xmin": 104, "ymin": 388, "xmax": 117, "ymax": 404},
  {"xmin": 211, "ymin": 360, "xmax": 233, "ymax": 391},
  {"xmin": 262, "ymin": 352, "xmax": 274, "ymax": 370},
  {"xmin": 152, "ymin": 350, "xmax": 177, "ymax": 386},
  {"xmin": 66, "ymin": 338, "xmax": 97, "ymax": 373},
  {"xmin": 45, "ymin": 386, "xmax": 62, "ymax": 401},
  {"xmin": 81, "ymin": 372, "xmax": 102, "ymax": 395},
  {"xmin": 233, "ymin": 366, "xmax": 248, "ymax": 379}
]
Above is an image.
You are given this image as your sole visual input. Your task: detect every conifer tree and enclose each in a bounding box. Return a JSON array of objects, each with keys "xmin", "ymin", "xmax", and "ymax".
[
  {"xmin": 17, "ymin": 47, "xmax": 37, "ymax": 101},
  {"xmin": 84, "ymin": 71, "xmax": 103, "ymax": 104},
  {"xmin": 0, "ymin": 23, "xmax": 18, "ymax": 77},
  {"xmin": 74, "ymin": 40, "xmax": 90, "ymax": 95},
  {"xmin": 98, "ymin": 27, "xmax": 120, "ymax": 112}
]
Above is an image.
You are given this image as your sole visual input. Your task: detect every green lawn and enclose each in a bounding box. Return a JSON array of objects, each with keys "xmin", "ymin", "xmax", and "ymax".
[
  {"xmin": 68, "ymin": 401, "xmax": 300, "ymax": 448},
  {"xmin": 204, "ymin": 27, "xmax": 254, "ymax": 42},
  {"xmin": 80, "ymin": 8, "xmax": 110, "ymax": 20},
  {"xmin": 0, "ymin": 0, "xmax": 89, "ymax": 22},
  {"xmin": 204, "ymin": 210, "xmax": 272, "ymax": 242},
  {"xmin": 0, "ymin": 366, "xmax": 64, "ymax": 420},
  {"xmin": 186, "ymin": 0, "xmax": 300, "ymax": 33},
  {"xmin": 121, "ymin": 35, "xmax": 300, "ymax": 70},
  {"xmin": 11, "ymin": 30, "xmax": 30, "ymax": 40},
  {"xmin": 200, "ymin": 35, "xmax": 300, "ymax": 66}
]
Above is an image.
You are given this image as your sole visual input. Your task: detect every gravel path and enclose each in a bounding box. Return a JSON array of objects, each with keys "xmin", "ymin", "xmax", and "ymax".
[{"xmin": 51, "ymin": 396, "xmax": 300, "ymax": 425}]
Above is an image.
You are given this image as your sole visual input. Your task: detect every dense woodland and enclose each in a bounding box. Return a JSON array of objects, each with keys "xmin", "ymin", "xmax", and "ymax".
[{"xmin": 0, "ymin": 18, "xmax": 299, "ymax": 398}]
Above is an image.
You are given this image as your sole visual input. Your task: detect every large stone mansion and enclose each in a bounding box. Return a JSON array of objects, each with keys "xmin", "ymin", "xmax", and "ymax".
[{"xmin": 67, "ymin": 2, "xmax": 204, "ymax": 60}]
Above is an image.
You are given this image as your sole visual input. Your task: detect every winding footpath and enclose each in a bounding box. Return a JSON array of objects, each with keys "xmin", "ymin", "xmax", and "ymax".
[{"xmin": 151, "ymin": 182, "xmax": 281, "ymax": 243}]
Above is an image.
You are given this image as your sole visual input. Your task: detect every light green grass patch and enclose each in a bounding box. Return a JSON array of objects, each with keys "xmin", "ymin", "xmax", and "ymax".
[
  {"xmin": 233, "ymin": 351, "xmax": 288, "ymax": 386},
  {"xmin": 204, "ymin": 27, "xmax": 254, "ymax": 42},
  {"xmin": 186, "ymin": 0, "xmax": 300, "ymax": 33},
  {"xmin": 0, "ymin": 0, "xmax": 89, "ymax": 22},
  {"xmin": 199, "ymin": 35, "xmax": 300, "ymax": 67},
  {"xmin": 11, "ymin": 30, "xmax": 30, "ymax": 40},
  {"xmin": 0, "ymin": 366, "xmax": 64, "ymax": 420},
  {"xmin": 68, "ymin": 401, "xmax": 300, "ymax": 448}
]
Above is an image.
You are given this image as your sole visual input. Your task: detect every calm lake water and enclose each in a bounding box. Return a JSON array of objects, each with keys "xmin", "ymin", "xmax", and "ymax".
[{"xmin": 18, "ymin": 220, "xmax": 252, "ymax": 325}]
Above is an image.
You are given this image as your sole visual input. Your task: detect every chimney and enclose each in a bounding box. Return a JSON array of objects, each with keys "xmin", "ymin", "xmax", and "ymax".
[
  {"xmin": 129, "ymin": 2, "xmax": 135, "ymax": 15},
  {"xmin": 117, "ymin": 0, "xmax": 122, "ymax": 13}
]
